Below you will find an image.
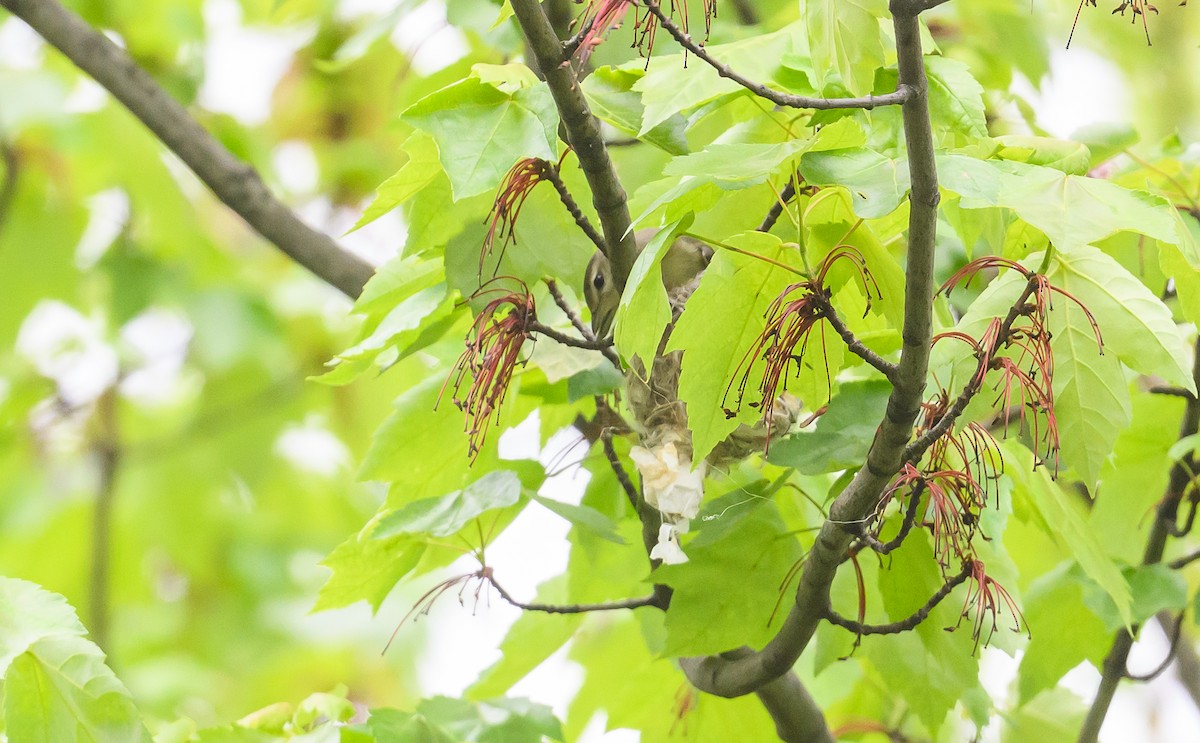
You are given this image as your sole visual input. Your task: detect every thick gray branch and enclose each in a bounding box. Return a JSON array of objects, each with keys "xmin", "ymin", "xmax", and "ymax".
[
  {"xmin": 509, "ymin": 0, "xmax": 638, "ymax": 290},
  {"xmin": 0, "ymin": 0, "xmax": 375, "ymax": 299},
  {"xmin": 679, "ymin": 5, "xmax": 941, "ymax": 697}
]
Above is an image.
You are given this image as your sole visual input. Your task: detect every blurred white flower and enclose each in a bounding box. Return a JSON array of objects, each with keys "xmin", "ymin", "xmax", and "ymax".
[
  {"xmin": 118, "ymin": 308, "xmax": 194, "ymax": 406},
  {"xmin": 629, "ymin": 442, "xmax": 705, "ymax": 521},
  {"xmin": 650, "ymin": 523, "xmax": 687, "ymax": 565},
  {"xmin": 17, "ymin": 301, "xmax": 118, "ymax": 407},
  {"xmin": 275, "ymin": 417, "xmax": 351, "ymax": 477}
]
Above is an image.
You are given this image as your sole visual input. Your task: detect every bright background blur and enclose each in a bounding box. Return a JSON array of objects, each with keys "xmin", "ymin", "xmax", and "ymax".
[{"xmin": 0, "ymin": 0, "xmax": 1198, "ymax": 740}]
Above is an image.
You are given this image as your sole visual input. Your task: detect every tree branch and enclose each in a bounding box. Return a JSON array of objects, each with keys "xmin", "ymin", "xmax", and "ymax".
[
  {"xmin": 856, "ymin": 482, "xmax": 924, "ymax": 555},
  {"xmin": 510, "ymin": 0, "xmax": 639, "ymax": 290},
  {"xmin": 642, "ymin": 1, "xmax": 912, "ymax": 112},
  {"xmin": 529, "ymin": 320, "xmax": 614, "ymax": 352},
  {"xmin": 601, "ymin": 430, "xmax": 641, "ymax": 511},
  {"xmin": 758, "ymin": 177, "xmax": 797, "ymax": 234},
  {"xmin": 826, "ymin": 563, "xmax": 970, "ymax": 636},
  {"xmin": 1168, "ymin": 548, "xmax": 1200, "ymax": 570},
  {"xmin": 542, "ymin": 160, "xmax": 608, "ymax": 254},
  {"xmin": 678, "ymin": 5, "xmax": 942, "ymax": 698},
  {"xmin": 486, "ymin": 573, "xmax": 663, "ymax": 613},
  {"xmin": 903, "ymin": 279, "xmax": 1038, "ymax": 464},
  {"xmin": 1158, "ymin": 610, "xmax": 1200, "ymax": 712},
  {"xmin": 0, "ymin": 0, "xmax": 375, "ymax": 300},
  {"xmin": 1078, "ymin": 338, "xmax": 1200, "ymax": 743},
  {"xmin": 811, "ymin": 294, "xmax": 898, "ymax": 382},
  {"xmin": 1124, "ymin": 611, "xmax": 1184, "ymax": 682}
]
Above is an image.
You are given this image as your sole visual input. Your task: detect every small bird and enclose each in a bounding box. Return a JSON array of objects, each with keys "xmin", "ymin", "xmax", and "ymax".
[{"xmin": 583, "ymin": 229, "xmax": 713, "ymax": 337}]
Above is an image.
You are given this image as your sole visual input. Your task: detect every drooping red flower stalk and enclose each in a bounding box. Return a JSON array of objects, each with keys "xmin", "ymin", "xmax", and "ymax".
[
  {"xmin": 573, "ymin": 0, "xmax": 636, "ymax": 64},
  {"xmin": 951, "ymin": 559, "xmax": 1028, "ymax": 652},
  {"xmin": 481, "ymin": 157, "xmax": 556, "ymax": 276},
  {"xmin": 442, "ymin": 281, "xmax": 536, "ymax": 459},
  {"xmin": 916, "ymin": 385, "xmax": 1004, "ymax": 505},
  {"xmin": 723, "ymin": 247, "xmax": 879, "ymax": 444},
  {"xmin": 940, "ymin": 255, "xmax": 1103, "ymax": 474}
]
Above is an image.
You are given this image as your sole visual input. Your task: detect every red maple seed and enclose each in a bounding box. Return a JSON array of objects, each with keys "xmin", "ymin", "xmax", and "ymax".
[
  {"xmin": 950, "ymin": 559, "xmax": 1029, "ymax": 652},
  {"xmin": 481, "ymin": 157, "xmax": 561, "ymax": 277},
  {"xmin": 724, "ymin": 247, "xmax": 879, "ymax": 447},
  {"xmin": 573, "ymin": 0, "xmax": 635, "ymax": 64},
  {"xmin": 940, "ymin": 255, "xmax": 1103, "ymax": 474},
  {"xmin": 441, "ymin": 281, "xmax": 536, "ymax": 459}
]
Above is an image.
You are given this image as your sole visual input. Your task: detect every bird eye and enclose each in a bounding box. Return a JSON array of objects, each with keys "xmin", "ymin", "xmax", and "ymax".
[{"xmin": 592, "ymin": 273, "xmax": 605, "ymax": 290}]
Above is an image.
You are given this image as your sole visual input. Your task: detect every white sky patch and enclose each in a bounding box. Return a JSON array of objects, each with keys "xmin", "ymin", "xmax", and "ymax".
[
  {"xmin": 273, "ymin": 140, "xmax": 320, "ymax": 195},
  {"xmin": 75, "ymin": 188, "xmax": 130, "ymax": 268},
  {"xmin": 1013, "ymin": 47, "xmax": 1130, "ymax": 139},
  {"xmin": 389, "ymin": 1, "xmax": 469, "ymax": 75},
  {"xmin": 0, "ymin": 18, "xmax": 43, "ymax": 69},
  {"xmin": 63, "ymin": 76, "xmax": 109, "ymax": 114},
  {"xmin": 296, "ymin": 197, "xmax": 405, "ymax": 266},
  {"xmin": 275, "ymin": 417, "xmax": 352, "ymax": 476},
  {"xmin": 335, "ymin": 0, "xmax": 401, "ymax": 22},
  {"xmin": 200, "ymin": 0, "xmax": 314, "ymax": 125}
]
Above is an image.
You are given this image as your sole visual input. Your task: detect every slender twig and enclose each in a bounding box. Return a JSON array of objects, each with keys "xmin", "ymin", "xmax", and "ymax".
[
  {"xmin": 1079, "ymin": 339, "xmax": 1200, "ymax": 743},
  {"xmin": 678, "ymin": 4, "xmax": 943, "ymax": 698},
  {"xmin": 856, "ymin": 483, "xmax": 924, "ymax": 555},
  {"xmin": 758, "ymin": 177, "xmax": 797, "ymax": 233},
  {"xmin": 542, "ymin": 160, "xmax": 608, "ymax": 254},
  {"xmin": 811, "ymin": 294, "xmax": 898, "ymax": 382},
  {"xmin": 825, "ymin": 563, "xmax": 971, "ymax": 635},
  {"xmin": 1169, "ymin": 548, "xmax": 1200, "ymax": 570},
  {"xmin": 561, "ymin": 16, "xmax": 597, "ymax": 59},
  {"xmin": 1123, "ymin": 149, "xmax": 1200, "ymax": 214},
  {"xmin": 1124, "ymin": 611, "xmax": 1185, "ymax": 682},
  {"xmin": 546, "ymin": 279, "xmax": 594, "ymax": 338},
  {"xmin": 88, "ymin": 388, "xmax": 121, "ymax": 654},
  {"xmin": 1150, "ymin": 385, "xmax": 1197, "ymax": 400},
  {"xmin": 1158, "ymin": 610, "xmax": 1200, "ymax": 711},
  {"xmin": 903, "ymin": 280, "xmax": 1038, "ymax": 464},
  {"xmin": 529, "ymin": 320, "xmax": 614, "ymax": 351},
  {"xmin": 510, "ymin": 0, "xmax": 639, "ymax": 289},
  {"xmin": 641, "ymin": 0, "xmax": 912, "ymax": 112},
  {"xmin": 486, "ymin": 573, "xmax": 662, "ymax": 613},
  {"xmin": 531, "ymin": 285, "xmax": 621, "ymax": 365},
  {"xmin": 602, "ymin": 429, "xmax": 640, "ymax": 510},
  {"xmin": 1166, "ymin": 496, "xmax": 1199, "ymax": 538},
  {"xmin": 0, "ymin": 0, "xmax": 374, "ymax": 299}
]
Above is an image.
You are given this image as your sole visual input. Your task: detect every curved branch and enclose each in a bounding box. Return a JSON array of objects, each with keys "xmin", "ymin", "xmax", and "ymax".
[
  {"xmin": 528, "ymin": 321, "xmax": 614, "ymax": 352},
  {"xmin": 486, "ymin": 573, "xmax": 663, "ymax": 613},
  {"xmin": 542, "ymin": 161, "xmax": 608, "ymax": 254},
  {"xmin": 811, "ymin": 294, "xmax": 898, "ymax": 382},
  {"xmin": 510, "ymin": 0, "xmax": 639, "ymax": 290},
  {"xmin": 1078, "ymin": 338, "xmax": 1200, "ymax": 743},
  {"xmin": 826, "ymin": 563, "xmax": 970, "ymax": 636},
  {"xmin": 679, "ymin": 6, "xmax": 942, "ymax": 698},
  {"xmin": 1158, "ymin": 610, "xmax": 1200, "ymax": 712},
  {"xmin": 642, "ymin": 1, "xmax": 912, "ymax": 112},
  {"xmin": 903, "ymin": 280, "xmax": 1038, "ymax": 464},
  {"xmin": 0, "ymin": 0, "xmax": 375, "ymax": 300}
]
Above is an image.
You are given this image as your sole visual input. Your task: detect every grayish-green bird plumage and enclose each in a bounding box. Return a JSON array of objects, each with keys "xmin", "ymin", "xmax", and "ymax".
[{"xmin": 583, "ymin": 229, "xmax": 713, "ymax": 338}]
